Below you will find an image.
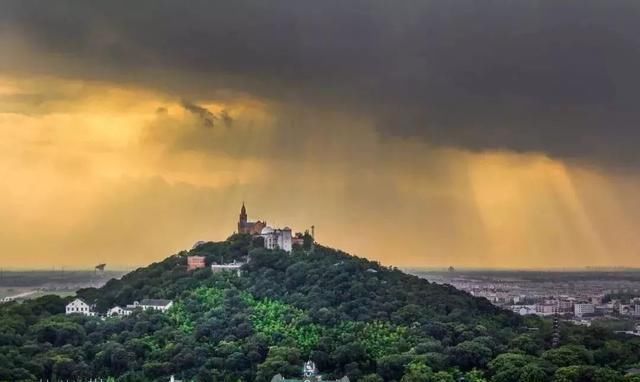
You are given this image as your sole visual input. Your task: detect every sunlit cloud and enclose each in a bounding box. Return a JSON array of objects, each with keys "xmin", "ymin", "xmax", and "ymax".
[{"xmin": 0, "ymin": 75, "xmax": 639, "ymax": 269}]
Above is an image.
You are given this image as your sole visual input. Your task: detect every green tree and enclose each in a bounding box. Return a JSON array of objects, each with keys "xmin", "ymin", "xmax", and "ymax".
[
  {"xmin": 509, "ymin": 334, "xmax": 543, "ymax": 356},
  {"xmin": 542, "ymin": 345, "xmax": 593, "ymax": 368},
  {"xmin": 255, "ymin": 346, "xmax": 301, "ymax": 382},
  {"xmin": 519, "ymin": 364, "xmax": 547, "ymax": 382},
  {"xmin": 448, "ymin": 340, "xmax": 493, "ymax": 370},
  {"xmin": 432, "ymin": 371, "xmax": 455, "ymax": 382},
  {"xmin": 401, "ymin": 361, "xmax": 434, "ymax": 382},
  {"xmin": 553, "ymin": 365, "xmax": 623, "ymax": 382},
  {"xmin": 360, "ymin": 374, "xmax": 384, "ymax": 382},
  {"xmin": 464, "ymin": 369, "xmax": 488, "ymax": 382}
]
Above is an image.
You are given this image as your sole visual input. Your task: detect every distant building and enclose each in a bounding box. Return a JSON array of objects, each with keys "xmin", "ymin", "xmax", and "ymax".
[
  {"xmin": 236, "ymin": 202, "xmax": 297, "ymax": 252},
  {"xmin": 619, "ymin": 304, "xmax": 632, "ymax": 315},
  {"xmin": 1, "ymin": 291, "xmax": 37, "ymax": 302},
  {"xmin": 571, "ymin": 319, "xmax": 592, "ymax": 327},
  {"xmin": 574, "ymin": 303, "xmax": 595, "ymax": 317},
  {"xmin": 512, "ymin": 305, "xmax": 536, "ymax": 316},
  {"xmin": 535, "ymin": 303, "xmax": 557, "ymax": 316},
  {"xmin": 557, "ymin": 299, "xmax": 574, "ymax": 314},
  {"xmin": 271, "ymin": 360, "xmax": 349, "ymax": 382},
  {"xmin": 66, "ymin": 298, "xmax": 96, "ymax": 316},
  {"xmin": 615, "ymin": 324, "xmax": 640, "ymax": 337},
  {"xmin": 127, "ymin": 299, "xmax": 173, "ymax": 313},
  {"xmin": 261, "ymin": 226, "xmax": 292, "ymax": 252},
  {"xmin": 107, "ymin": 306, "xmax": 132, "ymax": 317},
  {"xmin": 187, "ymin": 256, "xmax": 206, "ymax": 271},
  {"xmin": 291, "ymin": 233, "xmax": 304, "ymax": 247},
  {"xmin": 211, "ymin": 260, "xmax": 244, "ymax": 277},
  {"xmin": 595, "ymin": 304, "xmax": 613, "ymax": 315},
  {"xmin": 238, "ymin": 203, "xmax": 267, "ymax": 235}
]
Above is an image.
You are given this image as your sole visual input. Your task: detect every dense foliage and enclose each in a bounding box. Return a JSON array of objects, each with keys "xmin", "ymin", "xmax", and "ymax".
[{"xmin": 1, "ymin": 235, "xmax": 640, "ymax": 381}]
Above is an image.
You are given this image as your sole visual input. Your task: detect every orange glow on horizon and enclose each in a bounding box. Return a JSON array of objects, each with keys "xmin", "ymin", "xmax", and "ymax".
[{"xmin": 1, "ymin": 76, "xmax": 639, "ymax": 269}]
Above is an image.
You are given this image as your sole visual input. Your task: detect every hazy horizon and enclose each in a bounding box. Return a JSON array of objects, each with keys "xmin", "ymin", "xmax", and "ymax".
[{"xmin": 3, "ymin": 262, "xmax": 640, "ymax": 272}]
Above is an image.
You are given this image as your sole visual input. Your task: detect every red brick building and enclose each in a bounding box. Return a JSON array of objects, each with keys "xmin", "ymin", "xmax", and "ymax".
[{"xmin": 187, "ymin": 256, "xmax": 206, "ymax": 271}]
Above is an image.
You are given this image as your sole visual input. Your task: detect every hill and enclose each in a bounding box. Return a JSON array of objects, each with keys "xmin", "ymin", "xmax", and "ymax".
[{"xmin": 0, "ymin": 235, "xmax": 639, "ymax": 381}]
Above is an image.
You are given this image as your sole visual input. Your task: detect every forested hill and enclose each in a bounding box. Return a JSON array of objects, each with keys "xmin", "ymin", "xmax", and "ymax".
[
  {"xmin": 2, "ymin": 235, "xmax": 640, "ymax": 382},
  {"xmin": 80, "ymin": 234, "xmax": 514, "ymax": 326}
]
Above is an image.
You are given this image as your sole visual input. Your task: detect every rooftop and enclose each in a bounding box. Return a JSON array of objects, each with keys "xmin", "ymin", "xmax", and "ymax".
[{"xmin": 140, "ymin": 299, "xmax": 172, "ymax": 307}]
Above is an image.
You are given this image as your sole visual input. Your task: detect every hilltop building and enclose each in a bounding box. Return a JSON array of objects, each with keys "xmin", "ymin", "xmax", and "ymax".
[
  {"xmin": 187, "ymin": 255, "xmax": 206, "ymax": 270},
  {"xmin": 211, "ymin": 260, "xmax": 244, "ymax": 276},
  {"xmin": 126, "ymin": 299, "xmax": 173, "ymax": 313},
  {"xmin": 236, "ymin": 203, "xmax": 294, "ymax": 252},
  {"xmin": 66, "ymin": 298, "xmax": 96, "ymax": 316},
  {"xmin": 261, "ymin": 226, "xmax": 292, "ymax": 252},
  {"xmin": 291, "ymin": 233, "xmax": 304, "ymax": 247},
  {"xmin": 271, "ymin": 360, "xmax": 349, "ymax": 382},
  {"xmin": 107, "ymin": 306, "xmax": 133, "ymax": 317},
  {"xmin": 238, "ymin": 202, "xmax": 267, "ymax": 235}
]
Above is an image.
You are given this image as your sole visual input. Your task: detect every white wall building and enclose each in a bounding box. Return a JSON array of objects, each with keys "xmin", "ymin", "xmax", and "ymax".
[
  {"xmin": 574, "ymin": 303, "xmax": 595, "ymax": 317},
  {"xmin": 511, "ymin": 305, "xmax": 536, "ymax": 316},
  {"xmin": 126, "ymin": 299, "xmax": 173, "ymax": 313},
  {"xmin": 260, "ymin": 226, "xmax": 292, "ymax": 252},
  {"xmin": 66, "ymin": 298, "xmax": 95, "ymax": 316},
  {"xmin": 107, "ymin": 306, "xmax": 133, "ymax": 317},
  {"xmin": 211, "ymin": 260, "xmax": 244, "ymax": 277}
]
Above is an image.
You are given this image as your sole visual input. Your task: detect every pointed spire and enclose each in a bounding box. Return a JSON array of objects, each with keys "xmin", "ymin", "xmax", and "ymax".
[{"xmin": 239, "ymin": 202, "xmax": 248, "ymax": 230}]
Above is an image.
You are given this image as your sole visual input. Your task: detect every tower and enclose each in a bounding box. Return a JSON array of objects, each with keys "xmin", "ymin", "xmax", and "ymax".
[
  {"xmin": 238, "ymin": 202, "xmax": 248, "ymax": 233},
  {"xmin": 311, "ymin": 225, "xmax": 315, "ymax": 253},
  {"xmin": 552, "ymin": 313, "xmax": 560, "ymax": 348}
]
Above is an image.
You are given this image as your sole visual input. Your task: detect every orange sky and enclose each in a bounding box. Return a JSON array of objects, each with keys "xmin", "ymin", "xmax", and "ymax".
[{"xmin": 1, "ymin": 74, "xmax": 639, "ymax": 269}]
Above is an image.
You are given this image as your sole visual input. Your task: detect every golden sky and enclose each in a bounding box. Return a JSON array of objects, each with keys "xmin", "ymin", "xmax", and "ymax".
[
  {"xmin": 1, "ymin": 74, "xmax": 639, "ymax": 269},
  {"xmin": 3, "ymin": 1, "xmax": 640, "ymax": 269}
]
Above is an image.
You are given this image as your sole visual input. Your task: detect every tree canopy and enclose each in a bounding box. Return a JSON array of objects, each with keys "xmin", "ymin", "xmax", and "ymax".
[{"xmin": 0, "ymin": 235, "xmax": 639, "ymax": 381}]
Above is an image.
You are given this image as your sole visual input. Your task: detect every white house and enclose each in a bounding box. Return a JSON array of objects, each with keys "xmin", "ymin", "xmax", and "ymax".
[
  {"xmin": 260, "ymin": 226, "xmax": 292, "ymax": 252},
  {"xmin": 127, "ymin": 299, "xmax": 173, "ymax": 313},
  {"xmin": 107, "ymin": 306, "xmax": 133, "ymax": 317},
  {"xmin": 65, "ymin": 298, "xmax": 95, "ymax": 316},
  {"xmin": 211, "ymin": 260, "xmax": 244, "ymax": 277}
]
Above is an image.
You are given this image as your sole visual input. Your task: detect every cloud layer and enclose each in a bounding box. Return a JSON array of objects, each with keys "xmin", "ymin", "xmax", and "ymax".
[
  {"xmin": 2, "ymin": 3, "xmax": 640, "ymax": 268},
  {"xmin": 2, "ymin": 1, "xmax": 640, "ymax": 166}
]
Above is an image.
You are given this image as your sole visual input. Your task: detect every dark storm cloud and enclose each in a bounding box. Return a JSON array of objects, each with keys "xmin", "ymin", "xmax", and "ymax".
[
  {"xmin": 180, "ymin": 100, "xmax": 233, "ymax": 128},
  {"xmin": 2, "ymin": 0, "xmax": 640, "ymax": 166},
  {"xmin": 181, "ymin": 100, "xmax": 216, "ymax": 128}
]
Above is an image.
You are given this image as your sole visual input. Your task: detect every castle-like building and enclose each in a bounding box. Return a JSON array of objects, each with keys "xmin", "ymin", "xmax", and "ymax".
[
  {"xmin": 261, "ymin": 226, "xmax": 292, "ymax": 252},
  {"xmin": 238, "ymin": 202, "xmax": 267, "ymax": 235},
  {"xmin": 237, "ymin": 203, "xmax": 293, "ymax": 252}
]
